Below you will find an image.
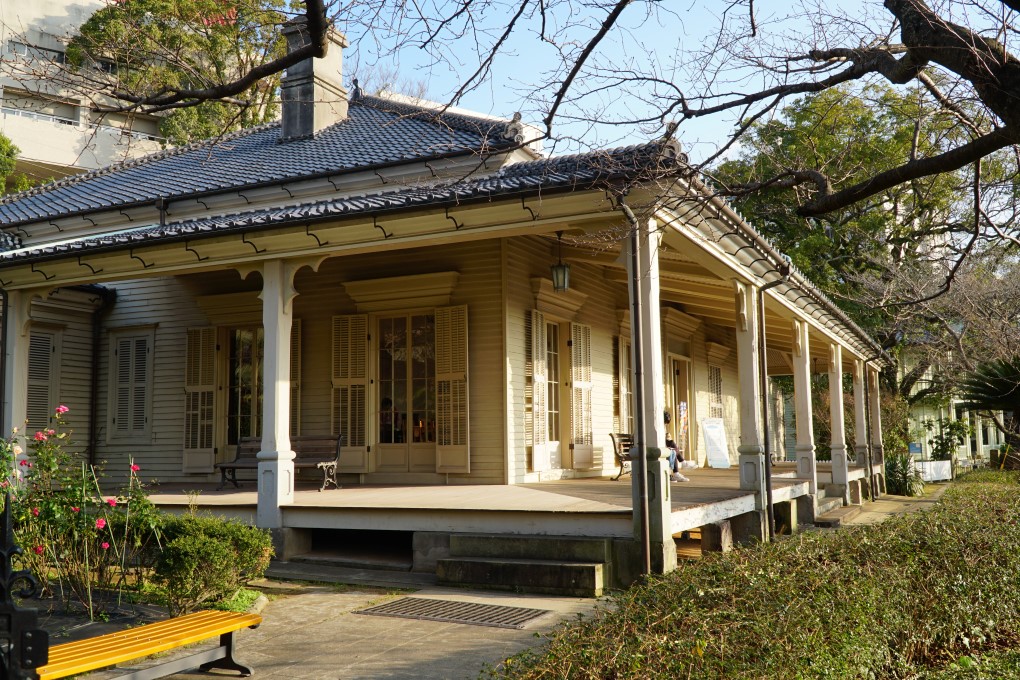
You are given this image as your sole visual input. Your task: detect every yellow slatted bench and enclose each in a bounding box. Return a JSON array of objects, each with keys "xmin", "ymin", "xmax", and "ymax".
[{"xmin": 37, "ymin": 610, "xmax": 262, "ymax": 680}]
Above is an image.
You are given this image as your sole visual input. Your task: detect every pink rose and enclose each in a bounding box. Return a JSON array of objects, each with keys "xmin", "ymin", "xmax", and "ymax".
[
  {"xmin": 33, "ymin": 432, "xmax": 46, "ymax": 442},
  {"xmin": 18, "ymin": 459, "xmax": 26, "ymax": 467},
  {"xmin": 101, "ymin": 542, "xmax": 110, "ymax": 550},
  {"xmin": 71, "ymin": 507, "xmax": 80, "ymax": 513},
  {"xmin": 55, "ymin": 405, "xmax": 69, "ymax": 414},
  {"xmin": 95, "ymin": 518, "xmax": 106, "ymax": 530},
  {"xmin": 31, "ymin": 508, "xmax": 39, "ymax": 517},
  {"xmin": 33, "ymin": 546, "xmax": 43, "ymax": 555},
  {"xmin": 106, "ymin": 498, "xmax": 117, "ymax": 507},
  {"xmin": 46, "ymin": 429, "xmax": 55, "ymax": 436},
  {"xmin": 130, "ymin": 464, "xmax": 140, "ymax": 472}
]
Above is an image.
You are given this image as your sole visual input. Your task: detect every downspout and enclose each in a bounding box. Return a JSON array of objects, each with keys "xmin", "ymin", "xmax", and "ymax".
[
  {"xmin": 757, "ymin": 264, "xmax": 790, "ymax": 541},
  {"xmin": 87, "ymin": 289, "xmax": 117, "ymax": 465},
  {"xmin": 618, "ymin": 195, "xmax": 650, "ymax": 575},
  {"xmin": 0, "ymin": 289, "xmax": 7, "ymax": 439}
]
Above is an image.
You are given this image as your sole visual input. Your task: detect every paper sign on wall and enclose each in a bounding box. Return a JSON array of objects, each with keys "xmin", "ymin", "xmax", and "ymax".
[{"xmin": 701, "ymin": 418, "xmax": 731, "ymax": 469}]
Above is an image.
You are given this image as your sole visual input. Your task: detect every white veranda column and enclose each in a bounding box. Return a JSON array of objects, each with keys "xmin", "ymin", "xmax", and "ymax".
[
  {"xmin": 852, "ymin": 359, "xmax": 868, "ymax": 470},
  {"xmin": 828, "ymin": 343, "xmax": 849, "ymax": 504},
  {"xmin": 2, "ymin": 290, "xmax": 31, "ymax": 460},
  {"xmin": 257, "ymin": 259, "xmax": 297, "ymax": 528},
  {"xmin": 958, "ymin": 409, "xmax": 971, "ymax": 462},
  {"xmin": 974, "ymin": 413, "xmax": 985, "ymax": 461},
  {"xmin": 626, "ymin": 219, "xmax": 675, "ymax": 574},
  {"xmin": 791, "ymin": 319, "xmax": 817, "ymax": 496},
  {"xmin": 734, "ymin": 280, "xmax": 764, "ymax": 495},
  {"xmin": 867, "ymin": 366, "xmax": 884, "ymax": 496}
]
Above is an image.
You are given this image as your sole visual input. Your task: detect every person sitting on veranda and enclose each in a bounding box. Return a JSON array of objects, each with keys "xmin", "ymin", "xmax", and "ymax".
[{"xmin": 664, "ymin": 411, "xmax": 689, "ymax": 483}]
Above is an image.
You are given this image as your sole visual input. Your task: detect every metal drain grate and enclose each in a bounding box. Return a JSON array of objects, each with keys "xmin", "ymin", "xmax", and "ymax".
[{"xmin": 356, "ymin": 597, "xmax": 551, "ymax": 629}]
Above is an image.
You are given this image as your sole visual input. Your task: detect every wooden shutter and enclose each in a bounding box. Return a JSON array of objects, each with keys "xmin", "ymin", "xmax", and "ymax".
[
  {"xmin": 570, "ymin": 322, "xmax": 593, "ymax": 469},
  {"xmin": 530, "ymin": 310, "xmax": 550, "ymax": 472},
  {"xmin": 436, "ymin": 305, "xmax": 470, "ymax": 473},
  {"xmin": 112, "ymin": 334, "xmax": 149, "ymax": 436},
  {"xmin": 332, "ymin": 315, "xmax": 371, "ymax": 472},
  {"xmin": 26, "ymin": 331, "xmax": 56, "ymax": 433},
  {"xmin": 615, "ymin": 335, "xmax": 631, "ymax": 435},
  {"xmin": 183, "ymin": 327, "xmax": 216, "ymax": 473},
  {"xmin": 290, "ymin": 319, "xmax": 302, "ymax": 438}
]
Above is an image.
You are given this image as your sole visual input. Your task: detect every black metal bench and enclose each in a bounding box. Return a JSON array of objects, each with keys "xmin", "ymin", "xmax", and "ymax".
[
  {"xmin": 609, "ymin": 432, "xmax": 634, "ymax": 481},
  {"xmin": 215, "ymin": 434, "xmax": 344, "ymax": 491}
]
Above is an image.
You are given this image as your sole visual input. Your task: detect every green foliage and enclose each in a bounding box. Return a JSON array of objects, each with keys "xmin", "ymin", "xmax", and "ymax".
[
  {"xmin": 67, "ymin": 0, "xmax": 287, "ymax": 144},
  {"xmin": 925, "ymin": 418, "xmax": 971, "ymax": 461},
  {"xmin": 886, "ymin": 452, "xmax": 926, "ymax": 496},
  {"xmin": 712, "ymin": 83, "xmax": 976, "ymax": 339},
  {"xmin": 154, "ymin": 515, "xmax": 273, "ymax": 614},
  {"xmin": 487, "ymin": 472, "xmax": 1020, "ymax": 679},
  {"xmin": 958, "ymin": 357, "xmax": 1020, "ymax": 418}
]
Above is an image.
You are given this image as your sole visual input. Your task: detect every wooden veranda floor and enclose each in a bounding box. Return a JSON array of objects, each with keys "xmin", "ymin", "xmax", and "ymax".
[{"xmin": 148, "ymin": 467, "xmax": 812, "ymax": 537}]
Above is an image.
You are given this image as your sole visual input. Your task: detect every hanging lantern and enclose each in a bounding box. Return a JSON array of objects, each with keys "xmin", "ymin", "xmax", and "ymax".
[{"xmin": 551, "ymin": 231, "xmax": 570, "ymax": 292}]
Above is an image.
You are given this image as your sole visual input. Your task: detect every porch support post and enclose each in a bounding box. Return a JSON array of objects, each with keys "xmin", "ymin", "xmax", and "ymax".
[
  {"xmin": 958, "ymin": 409, "xmax": 971, "ymax": 463},
  {"xmin": 734, "ymin": 280, "xmax": 764, "ymax": 498},
  {"xmin": 852, "ymin": 359, "xmax": 868, "ymax": 472},
  {"xmin": 867, "ymin": 366, "xmax": 884, "ymax": 496},
  {"xmin": 2, "ymin": 290, "xmax": 31, "ymax": 461},
  {"xmin": 974, "ymin": 413, "xmax": 985, "ymax": 462},
  {"xmin": 627, "ymin": 218, "xmax": 675, "ymax": 574},
  {"xmin": 828, "ymin": 343, "xmax": 849, "ymax": 504},
  {"xmin": 791, "ymin": 319, "xmax": 817, "ymax": 497},
  {"xmin": 257, "ymin": 259, "xmax": 297, "ymax": 529}
]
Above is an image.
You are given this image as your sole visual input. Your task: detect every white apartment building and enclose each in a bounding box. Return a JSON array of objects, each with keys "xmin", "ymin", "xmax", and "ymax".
[{"xmin": 0, "ymin": 0, "xmax": 163, "ymax": 181}]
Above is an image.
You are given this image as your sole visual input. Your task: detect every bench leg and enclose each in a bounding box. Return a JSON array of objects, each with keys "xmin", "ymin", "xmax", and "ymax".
[
  {"xmin": 199, "ymin": 632, "xmax": 254, "ymax": 677},
  {"xmin": 217, "ymin": 468, "xmax": 242, "ymax": 491},
  {"xmin": 317, "ymin": 461, "xmax": 341, "ymax": 492}
]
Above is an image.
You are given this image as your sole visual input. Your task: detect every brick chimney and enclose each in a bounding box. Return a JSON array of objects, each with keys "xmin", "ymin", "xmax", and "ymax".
[{"xmin": 279, "ymin": 18, "xmax": 349, "ymax": 142}]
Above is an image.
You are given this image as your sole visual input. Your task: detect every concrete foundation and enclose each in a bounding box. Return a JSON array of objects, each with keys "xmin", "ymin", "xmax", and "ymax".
[
  {"xmin": 730, "ymin": 510, "xmax": 766, "ymax": 546},
  {"xmin": 701, "ymin": 520, "xmax": 733, "ymax": 552},
  {"xmin": 797, "ymin": 494, "xmax": 817, "ymax": 526},
  {"xmin": 412, "ymin": 532, "xmax": 450, "ymax": 573},
  {"xmin": 773, "ymin": 500, "xmax": 798, "ymax": 535},
  {"xmin": 270, "ymin": 527, "xmax": 311, "ymax": 561}
]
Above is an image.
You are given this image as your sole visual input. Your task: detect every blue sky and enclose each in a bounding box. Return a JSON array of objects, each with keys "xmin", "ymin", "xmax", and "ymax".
[{"xmin": 339, "ymin": 0, "xmax": 875, "ymax": 162}]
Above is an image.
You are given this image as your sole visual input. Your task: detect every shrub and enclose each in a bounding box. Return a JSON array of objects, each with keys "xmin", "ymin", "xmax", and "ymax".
[
  {"xmin": 886, "ymin": 452, "xmax": 925, "ymax": 496},
  {"xmin": 154, "ymin": 515, "xmax": 273, "ymax": 614},
  {"xmin": 153, "ymin": 533, "xmax": 234, "ymax": 616},
  {"xmin": 487, "ymin": 472, "xmax": 1020, "ymax": 679}
]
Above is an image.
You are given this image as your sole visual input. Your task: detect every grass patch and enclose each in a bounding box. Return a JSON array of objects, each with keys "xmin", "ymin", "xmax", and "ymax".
[
  {"xmin": 487, "ymin": 471, "xmax": 1020, "ymax": 679},
  {"xmin": 211, "ymin": 588, "xmax": 262, "ymax": 613}
]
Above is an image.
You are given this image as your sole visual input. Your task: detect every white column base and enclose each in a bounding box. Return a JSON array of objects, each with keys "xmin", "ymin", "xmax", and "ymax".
[
  {"xmin": 796, "ymin": 444, "xmax": 817, "ymax": 495},
  {"xmin": 830, "ymin": 444, "xmax": 850, "ymax": 504},
  {"xmin": 257, "ymin": 450, "xmax": 296, "ymax": 528}
]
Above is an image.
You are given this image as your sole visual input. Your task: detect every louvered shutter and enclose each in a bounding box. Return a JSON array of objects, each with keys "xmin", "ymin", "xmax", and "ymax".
[
  {"xmin": 111, "ymin": 334, "xmax": 149, "ymax": 437},
  {"xmin": 332, "ymin": 315, "xmax": 371, "ymax": 472},
  {"xmin": 530, "ymin": 310, "xmax": 550, "ymax": 472},
  {"xmin": 183, "ymin": 327, "xmax": 216, "ymax": 473},
  {"xmin": 570, "ymin": 323, "xmax": 594, "ymax": 469},
  {"xmin": 290, "ymin": 319, "xmax": 302, "ymax": 438},
  {"xmin": 26, "ymin": 331, "xmax": 56, "ymax": 433},
  {"xmin": 615, "ymin": 335, "xmax": 630, "ymax": 435},
  {"xmin": 436, "ymin": 305, "xmax": 469, "ymax": 473}
]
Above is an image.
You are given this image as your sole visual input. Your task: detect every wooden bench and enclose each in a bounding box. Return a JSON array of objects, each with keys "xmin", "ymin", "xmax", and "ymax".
[
  {"xmin": 215, "ymin": 434, "xmax": 344, "ymax": 492},
  {"xmin": 609, "ymin": 432, "xmax": 634, "ymax": 481},
  {"xmin": 37, "ymin": 610, "xmax": 262, "ymax": 680}
]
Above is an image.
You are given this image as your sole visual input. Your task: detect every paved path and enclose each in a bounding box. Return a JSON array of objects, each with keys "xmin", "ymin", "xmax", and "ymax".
[{"xmin": 79, "ymin": 485, "xmax": 949, "ymax": 680}]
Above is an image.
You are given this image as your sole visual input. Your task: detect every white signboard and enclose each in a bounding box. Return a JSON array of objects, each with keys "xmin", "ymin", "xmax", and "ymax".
[{"xmin": 701, "ymin": 418, "xmax": 731, "ymax": 469}]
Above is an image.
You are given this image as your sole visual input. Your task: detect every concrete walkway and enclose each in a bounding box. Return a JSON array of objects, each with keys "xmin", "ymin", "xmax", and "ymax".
[{"xmin": 78, "ymin": 485, "xmax": 950, "ymax": 680}]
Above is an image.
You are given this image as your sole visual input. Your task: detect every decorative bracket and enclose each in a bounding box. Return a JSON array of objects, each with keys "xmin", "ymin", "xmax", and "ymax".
[
  {"xmin": 445, "ymin": 207, "xmax": 463, "ymax": 230},
  {"xmin": 130, "ymin": 249, "xmax": 154, "ymax": 269},
  {"xmin": 77, "ymin": 256, "xmax": 103, "ymax": 275},
  {"xmin": 242, "ymin": 234, "xmax": 266, "ymax": 254},
  {"xmin": 184, "ymin": 240, "xmax": 208, "ymax": 262}
]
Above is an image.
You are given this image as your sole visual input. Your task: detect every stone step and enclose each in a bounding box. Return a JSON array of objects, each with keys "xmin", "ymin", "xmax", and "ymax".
[
  {"xmin": 437, "ymin": 557, "xmax": 604, "ymax": 598},
  {"xmin": 815, "ymin": 495, "xmax": 844, "ymax": 517},
  {"xmin": 813, "ymin": 504, "xmax": 863, "ymax": 529},
  {"xmin": 289, "ymin": 550, "xmax": 413, "ymax": 572},
  {"xmin": 448, "ymin": 534, "xmax": 612, "ymax": 563}
]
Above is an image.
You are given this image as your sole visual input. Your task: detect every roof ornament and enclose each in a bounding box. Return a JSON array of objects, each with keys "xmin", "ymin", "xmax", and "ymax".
[
  {"xmin": 502, "ymin": 112, "xmax": 526, "ymax": 144},
  {"xmin": 657, "ymin": 121, "xmax": 687, "ymax": 163},
  {"xmin": 351, "ymin": 78, "xmax": 363, "ymax": 101}
]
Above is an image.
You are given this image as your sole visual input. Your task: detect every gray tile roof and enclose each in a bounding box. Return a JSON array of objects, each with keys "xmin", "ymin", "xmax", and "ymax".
[
  {"xmin": 0, "ymin": 142, "xmax": 682, "ymax": 263},
  {"xmin": 0, "ymin": 95, "xmax": 522, "ymax": 228}
]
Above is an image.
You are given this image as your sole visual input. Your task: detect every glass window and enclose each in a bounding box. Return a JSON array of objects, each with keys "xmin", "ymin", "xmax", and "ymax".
[
  {"xmin": 379, "ymin": 314, "xmax": 435, "ymax": 444},
  {"xmin": 546, "ymin": 322, "xmax": 560, "ymax": 442},
  {"xmin": 227, "ymin": 327, "xmax": 263, "ymax": 445}
]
